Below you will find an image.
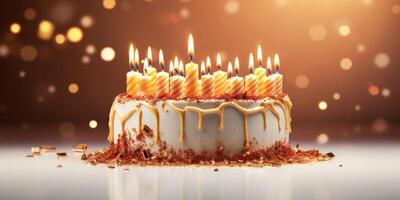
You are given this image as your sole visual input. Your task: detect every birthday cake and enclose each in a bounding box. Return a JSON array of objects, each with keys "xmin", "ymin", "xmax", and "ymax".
[{"xmin": 83, "ymin": 35, "xmax": 331, "ymax": 166}]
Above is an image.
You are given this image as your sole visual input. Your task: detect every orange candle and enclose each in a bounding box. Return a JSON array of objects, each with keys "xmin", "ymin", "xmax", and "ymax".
[
  {"xmin": 272, "ymin": 54, "xmax": 283, "ymax": 96},
  {"xmin": 254, "ymin": 45, "xmax": 267, "ymax": 97},
  {"xmin": 155, "ymin": 49, "xmax": 169, "ymax": 97},
  {"xmin": 200, "ymin": 61, "xmax": 215, "ymax": 98},
  {"xmin": 230, "ymin": 57, "xmax": 245, "ymax": 96},
  {"xmin": 126, "ymin": 44, "xmax": 141, "ymax": 97},
  {"xmin": 226, "ymin": 62, "xmax": 234, "ymax": 95},
  {"xmin": 263, "ymin": 57, "xmax": 275, "ymax": 97},
  {"xmin": 184, "ymin": 34, "xmax": 199, "ymax": 97},
  {"xmin": 169, "ymin": 62, "xmax": 184, "ymax": 98},
  {"xmin": 244, "ymin": 53, "xmax": 258, "ymax": 97},
  {"xmin": 213, "ymin": 54, "xmax": 227, "ymax": 97}
]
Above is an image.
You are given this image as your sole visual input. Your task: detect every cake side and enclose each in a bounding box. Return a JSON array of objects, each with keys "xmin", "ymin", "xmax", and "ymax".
[{"xmin": 108, "ymin": 94, "xmax": 292, "ymax": 155}]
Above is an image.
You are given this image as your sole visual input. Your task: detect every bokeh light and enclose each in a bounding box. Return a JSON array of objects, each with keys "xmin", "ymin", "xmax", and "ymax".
[
  {"xmin": 80, "ymin": 15, "xmax": 94, "ymax": 28},
  {"xmin": 316, "ymin": 133, "xmax": 329, "ymax": 145},
  {"xmin": 354, "ymin": 104, "xmax": 361, "ymax": 111},
  {"xmin": 67, "ymin": 27, "xmax": 84, "ymax": 43},
  {"xmin": 55, "ymin": 34, "xmax": 66, "ymax": 44},
  {"xmin": 368, "ymin": 85, "xmax": 380, "ymax": 96},
  {"xmin": 333, "ymin": 93, "xmax": 341, "ymax": 100},
  {"xmin": 20, "ymin": 45, "xmax": 38, "ymax": 62},
  {"xmin": 86, "ymin": 45, "xmax": 96, "ymax": 55},
  {"xmin": 357, "ymin": 43, "xmax": 366, "ymax": 53},
  {"xmin": 372, "ymin": 118, "xmax": 388, "ymax": 134},
  {"xmin": 295, "ymin": 75, "xmax": 309, "ymax": 89},
  {"xmin": 309, "ymin": 24, "xmax": 327, "ymax": 41},
  {"xmin": 338, "ymin": 25, "xmax": 351, "ymax": 37},
  {"xmin": 225, "ymin": 1, "xmax": 239, "ymax": 14},
  {"xmin": 38, "ymin": 20, "xmax": 55, "ymax": 40},
  {"xmin": 0, "ymin": 44, "xmax": 9, "ymax": 57},
  {"xmin": 374, "ymin": 53, "xmax": 390, "ymax": 69},
  {"xmin": 381, "ymin": 88, "xmax": 391, "ymax": 97},
  {"xmin": 59, "ymin": 122, "xmax": 76, "ymax": 138},
  {"xmin": 362, "ymin": 0, "xmax": 374, "ymax": 6},
  {"xmin": 100, "ymin": 47, "xmax": 116, "ymax": 62},
  {"xmin": 89, "ymin": 120, "xmax": 98, "ymax": 129},
  {"xmin": 393, "ymin": 4, "xmax": 400, "ymax": 14},
  {"xmin": 68, "ymin": 83, "xmax": 79, "ymax": 94},
  {"xmin": 19, "ymin": 70, "xmax": 26, "ymax": 78},
  {"xmin": 318, "ymin": 101, "xmax": 328, "ymax": 111},
  {"xmin": 340, "ymin": 58, "xmax": 352, "ymax": 70},
  {"xmin": 24, "ymin": 8, "xmax": 36, "ymax": 21},
  {"xmin": 179, "ymin": 8, "xmax": 190, "ymax": 19},
  {"xmin": 82, "ymin": 55, "xmax": 90, "ymax": 64},
  {"xmin": 275, "ymin": 0, "xmax": 289, "ymax": 7},
  {"xmin": 48, "ymin": 85, "xmax": 56, "ymax": 94},
  {"xmin": 10, "ymin": 23, "xmax": 21, "ymax": 34},
  {"xmin": 103, "ymin": 0, "xmax": 116, "ymax": 9}
]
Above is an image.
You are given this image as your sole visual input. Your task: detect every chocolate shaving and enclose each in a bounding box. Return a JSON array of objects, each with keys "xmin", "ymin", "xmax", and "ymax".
[
  {"xmin": 57, "ymin": 164, "xmax": 63, "ymax": 168},
  {"xmin": 57, "ymin": 152, "xmax": 67, "ymax": 157},
  {"xmin": 81, "ymin": 133, "xmax": 333, "ymax": 167},
  {"xmin": 73, "ymin": 143, "xmax": 88, "ymax": 152},
  {"xmin": 214, "ymin": 168, "xmax": 219, "ymax": 172},
  {"xmin": 39, "ymin": 145, "xmax": 56, "ymax": 153},
  {"xmin": 326, "ymin": 152, "xmax": 335, "ymax": 158},
  {"xmin": 26, "ymin": 154, "xmax": 34, "ymax": 157},
  {"xmin": 31, "ymin": 147, "xmax": 40, "ymax": 155},
  {"xmin": 142, "ymin": 125, "xmax": 153, "ymax": 137}
]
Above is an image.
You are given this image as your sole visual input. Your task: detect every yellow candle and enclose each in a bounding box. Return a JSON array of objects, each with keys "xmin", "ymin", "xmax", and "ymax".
[
  {"xmin": 169, "ymin": 63, "xmax": 184, "ymax": 98},
  {"xmin": 200, "ymin": 61, "xmax": 215, "ymax": 98},
  {"xmin": 140, "ymin": 59, "xmax": 150, "ymax": 96},
  {"xmin": 155, "ymin": 49, "xmax": 169, "ymax": 97},
  {"xmin": 213, "ymin": 54, "xmax": 227, "ymax": 97},
  {"xmin": 245, "ymin": 53, "xmax": 258, "ymax": 97},
  {"xmin": 230, "ymin": 57, "xmax": 245, "ymax": 96},
  {"xmin": 263, "ymin": 57, "xmax": 275, "ymax": 97},
  {"xmin": 127, "ymin": 44, "xmax": 141, "ymax": 97},
  {"xmin": 145, "ymin": 47, "xmax": 157, "ymax": 96},
  {"xmin": 254, "ymin": 45, "xmax": 267, "ymax": 97},
  {"xmin": 272, "ymin": 54, "xmax": 283, "ymax": 96},
  {"xmin": 184, "ymin": 34, "xmax": 199, "ymax": 97}
]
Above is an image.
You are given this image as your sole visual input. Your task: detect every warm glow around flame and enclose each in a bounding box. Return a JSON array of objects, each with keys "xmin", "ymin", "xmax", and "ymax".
[
  {"xmin": 159, "ymin": 49, "xmax": 164, "ymax": 68},
  {"xmin": 134, "ymin": 49, "xmax": 139, "ymax": 66},
  {"xmin": 216, "ymin": 53, "xmax": 222, "ymax": 69},
  {"xmin": 249, "ymin": 53, "xmax": 254, "ymax": 73},
  {"xmin": 188, "ymin": 33, "xmax": 194, "ymax": 58},
  {"xmin": 274, "ymin": 53, "xmax": 280, "ymax": 70},
  {"xmin": 206, "ymin": 56, "xmax": 211, "ymax": 73},
  {"xmin": 201, "ymin": 61, "xmax": 206, "ymax": 75},
  {"xmin": 169, "ymin": 60, "xmax": 174, "ymax": 75},
  {"xmin": 228, "ymin": 62, "xmax": 233, "ymax": 78},
  {"xmin": 234, "ymin": 57, "xmax": 240, "ymax": 75},
  {"xmin": 257, "ymin": 45, "xmax": 262, "ymax": 65},
  {"xmin": 129, "ymin": 43, "xmax": 134, "ymax": 67},
  {"xmin": 267, "ymin": 56, "xmax": 272, "ymax": 72},
  {"xmin": 147, "ymin": 46, "xmax": 152, "ymax": 64}
]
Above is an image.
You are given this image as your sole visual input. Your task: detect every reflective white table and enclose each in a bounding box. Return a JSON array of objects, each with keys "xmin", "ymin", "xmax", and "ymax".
[{"xmin": 1, "ymin": 142, "xmax": 399, "ymax": 200}]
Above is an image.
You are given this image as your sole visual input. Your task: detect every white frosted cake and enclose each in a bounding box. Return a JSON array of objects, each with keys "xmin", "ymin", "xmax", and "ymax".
[{"xmin": 108, "ymin": 94, "xmax": 292, "ymax": 155}]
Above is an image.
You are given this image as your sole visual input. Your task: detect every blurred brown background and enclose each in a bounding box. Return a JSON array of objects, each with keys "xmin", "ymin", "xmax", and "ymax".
[{"xmin": 0, "ymin": 0, "xmax": 399, "ymax": 142}]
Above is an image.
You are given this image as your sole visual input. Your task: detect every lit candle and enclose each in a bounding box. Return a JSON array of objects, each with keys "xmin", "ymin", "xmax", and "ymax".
[
  {"xmin": 244, "ymin": 53, "xmax": 258, "ymax": 97},
  {"xmin": 263, "ymin": 57, "xmax": 275, "ymax": 97},
  {"xmin": 140, "ymin": 59, "xmax": 151, "ymax": 96},
  {"xmin": 146, "ymin": 46, "xmax": 157, "ymax": 96},
  {"xmin": 200, "ymin": 61, "xmax": 215, "ymax": 98},
  {"xmin": 230, "ymin": 57, "xmax": 245, "ymax": 96},
  {"xmin": 272, "ymin": 54, "xmax": 283, "ymax": 96},
  {"xmin": 126, "ymin": 43, "xmax": 142, "ymax": 97},
  {"xmin": 213, "ymin": 53, "xmax": 227, "ymax": 97},
  {"xmin": 254, "ymin": 45, "xmax": 267, "ymax": 97},
  {"xmin": 226, "ymin": 62, "xmax": 234, "ymax": 95},
  {"xmin": 184, "ymin": 34, "xmax": 199, "ymax": 97},
  {"xmin": 169, "ymin": 62, "xmax": 185, "ymax": 98},
  {"xmin": 155, "ymin": 49, "xmax": 169, "ymax": 97}
]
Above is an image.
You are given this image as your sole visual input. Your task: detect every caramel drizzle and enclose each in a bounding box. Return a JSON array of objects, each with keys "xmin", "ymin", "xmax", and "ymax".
[
  {"xmin": 163, "ymin": 100, "xmax": 288, "ymax": 147},
  {"xmin": 108, "ymin": 98, "xmax": 292, "ymax": 148}
]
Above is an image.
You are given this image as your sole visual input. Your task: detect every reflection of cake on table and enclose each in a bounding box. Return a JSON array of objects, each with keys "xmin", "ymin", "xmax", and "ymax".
[{"xmin": 83, "ymin": 35, "xmax": 333, "ymax": 166}]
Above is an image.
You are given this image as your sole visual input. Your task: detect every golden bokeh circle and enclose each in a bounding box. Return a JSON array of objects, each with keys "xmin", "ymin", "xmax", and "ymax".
[
  {"xmin": 86, "ymin": 45, "xmax": 96, "ymax": 55},
  {"xmin": 103, "ymin": 0, "xmax": 116, "ymax": 9},
  {"xmin": 55, "ymin": 34, "xmax": 66, "ymax": 44},
  {"xmin": 225, "ymin": 1, "xmax": 240, "ymax": 14},
  {"xmin": 381, "ymin": 88, "xmax": 391, "ymax": 97},
  {"xmin": 368, "ymin": 85, "xmax": 380, "ymax": 96},
  {"xmin": 81, "ymin": 15, "xmax": 94, "ymax": 28},
  {"xmin": 374, "ymin": 53, "xmax": 390, "ymax": 69},
  {"xmin": 318, "ymin": 101, "xmax": 328, "ymax": 111},
  {"xmin": 89, "ymin": 120, "xmax": 98, "ymax": 129},
  {"xmin": 309, "ymin": 24, "xmax": 327, "ymax": 41},
  {"xmin": 316, "ymin": 133, "xmax": 329, "ymax": 145},
  {"xmin": 67, "ymin": 27, "xmax": 84, "ymax": 43},
  {"xmin": 340, "ymin": 58, "xmax": 352, "ymax": 70},
  {"xmin": 100, "ymin": 47, "xmax": 116, "ymax": 62},
  {"xmin": 338, "ymin": 25, "xmax": 351, "ymax": 37},
  {"xmin": 295, "ymin": 75, "xmax": 309, "ymax": 89},
  {"xmin": 10, "ymin": 23, "xmax": 21, "ymax": 34},
  {"xmin": 68, "ymin": 83, "xmax": 79, "ymax": 94},
  {"xmin": 333, "ymin": 93, "xmax": 341, "ymax": 100}
]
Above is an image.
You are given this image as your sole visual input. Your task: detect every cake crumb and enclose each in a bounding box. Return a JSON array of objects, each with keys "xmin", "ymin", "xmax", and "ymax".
[
  {"xmin": 73, "ymin": 143, "xmax": 88, "ymax": 152},
  {"xmin": 339, "ymin": 164, "xmax": 343, "ymax": 167},
  {"xmin": 57, "ymin": 152, "xmax": 67, "ymax": 157},
  {"xmin": 57, "ymin": 164, "xmax": 63, "ymax": 168},
  {"xmin": 214, "ymin": 168, "xmax": 219, "ymax": 172},
  {"xmin": 31, "ymin": 147, "xmax": 40, "ymax": 155},
  {"xmin": 26, "ymin": 154, "xmax": 34, "ymax": 158}
]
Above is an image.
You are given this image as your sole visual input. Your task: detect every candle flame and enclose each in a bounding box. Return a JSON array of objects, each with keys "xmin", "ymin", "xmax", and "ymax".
[
  {"xmin": 201, "ymin": 61, "xmax": 206, "ymax": 76},
  {"xmin": 234, "ymin": 57, "xmax": 240, "ymax": 75},
  {"xmin": 143, "ymin": 58, "xmax": 149, "ymax": 75},
  {"xmin": 169, "ymin": 60, "xmax": 174, "ymax": 76},
  {"xmin": 129, "ymin": 43, "xmax": 134, "ymax": 69},
  {"xmin": 249, "ymin": 53, "xmax": 254, "ymax": 73},
  {"xmin": 159, "ymin": 49, "xmax": 164, "ymax": 70},
  {"xmin": 206, "ymin": 56, "xmax": 212, "ymax": 74},
  {"xmin": 188, "ymin": 33, "xmax": 194, "ymax": 61},
  {"xmin": 216, "ymin": 53, "xmax": 222, "ymax": 70},
  {"xmin": 257, "ymin": 45, "xmax": 262, "ymax": 66},
  {"xmin": 174, "ymin": 56, "xmax": 179, "ymax": 68},
  {"xmin": 228, "ymin": 62, "xmax": 233, "ymax": 78},
  {"xmin": 147, "ymin": 46, "xmax": 152, "ymax": 65},
  {"xmin": 179, "ymin": 60, "xmax": 184, "ymax": 76},
  {"xmin": 134, "ymin": 49, "xmax": 139, "ymax": 68},
  {"xmin": 274, "ymin": 53, "xmax": 280, "ymax": 72},
  {"xmin": 267, "ymin": 56, "xmax": 272, "ymax": 74}
]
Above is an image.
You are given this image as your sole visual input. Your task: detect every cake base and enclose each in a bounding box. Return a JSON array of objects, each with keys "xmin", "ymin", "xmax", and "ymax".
[{"xmin": 108, "ymin": 94, "xmax": 293, "ymax": 155}]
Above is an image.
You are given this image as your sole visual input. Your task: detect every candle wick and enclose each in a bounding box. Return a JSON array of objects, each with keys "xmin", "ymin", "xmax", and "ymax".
[
  {"xmin": 189, "ymin": 55, "xmax": 194, "ymax": 62},
  {"xmin": 161, "ymin": 64, "xmax": 164, "ymax": 72},
  {"xmin": 235, "ymin": 69, "xmax": 239, "ymax": 76}
]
